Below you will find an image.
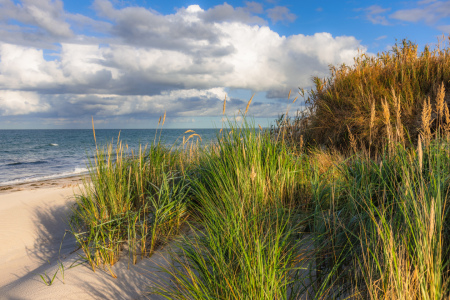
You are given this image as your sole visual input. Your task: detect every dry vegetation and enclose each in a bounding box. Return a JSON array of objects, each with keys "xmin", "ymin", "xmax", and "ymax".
[{"xmin": 284, "ymin": 37, "xmax": 450, "ymax": 153}]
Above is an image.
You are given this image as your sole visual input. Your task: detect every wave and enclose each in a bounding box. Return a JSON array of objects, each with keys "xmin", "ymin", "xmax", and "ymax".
[
  {"xmin": 49, "ymin": 143, "xmax": 59, "ymax": 146},
  {"xmin": 0, "ymin": 167, "xmax": 89, "ymax": 187},
  {"xmin": 6, "ymin": 160, "xmax": 48, "ymax": 166}
]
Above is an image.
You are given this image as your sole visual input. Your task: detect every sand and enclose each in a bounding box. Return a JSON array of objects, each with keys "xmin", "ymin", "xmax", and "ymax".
[{"xmin": 0, "ymin": 177, "xmax": 170, "ymax": 300}]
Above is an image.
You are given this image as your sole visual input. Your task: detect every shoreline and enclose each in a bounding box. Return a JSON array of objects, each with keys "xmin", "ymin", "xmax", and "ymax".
[{"xmin": 0, "ymin": 174, "xmax": 87, "ymax": 195}]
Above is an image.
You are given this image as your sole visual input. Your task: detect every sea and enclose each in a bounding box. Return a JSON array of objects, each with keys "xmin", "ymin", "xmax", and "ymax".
[{"xmin": 0, "ymin": 129, "xmax": 217, "ymax": 186}]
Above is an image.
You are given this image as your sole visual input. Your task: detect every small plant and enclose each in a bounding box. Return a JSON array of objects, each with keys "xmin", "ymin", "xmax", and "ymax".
[{"xmin": 38, "ymin": 269, "xmax": 58, "ymax": 286}]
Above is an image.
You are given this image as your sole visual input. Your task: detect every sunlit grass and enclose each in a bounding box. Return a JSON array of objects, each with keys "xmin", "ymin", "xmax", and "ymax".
[
  {"xmin": 68, "ymin": 37, "xmax": 450, "ymax": 299},
  {"xmin": 70, "ymin": 132, "xmax": 190, "ymax": 277}
]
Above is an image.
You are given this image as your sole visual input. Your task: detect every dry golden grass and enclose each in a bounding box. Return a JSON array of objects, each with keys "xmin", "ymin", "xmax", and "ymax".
[
  {"xmin": 244, "ymin": 94, "xmax": 254, "ymax": 115},
  {"xmin": 382, "ymin": 98, "xmax": 393, "ymax": 151},
  {"xmin": 421, "ymin": 97, "xmax": 432, "ymax": 147},
  {"xmin": 223, "ymin": 95, "xmax": 226, "ymax": 115},
  {"xmin": 297, "ymin": 38, "xmax": 450, "ymax": 151}
]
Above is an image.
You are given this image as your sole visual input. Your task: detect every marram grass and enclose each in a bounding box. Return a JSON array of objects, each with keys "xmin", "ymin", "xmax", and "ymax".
[
  {"xmin": 70, "ymin": 135, "xmax": 190, "ymax": 277},
  {"xmin": 69, "ymin": 37, "xmax": 450, "ymax": 299},
  {"xmin": 151, "ymin": 120, "xmax": 312, "ymax": 299},
  {"xmin": 280, "ymin": 38, "xmax": 450, "ymax": 153},
  {"xmin": 70, "ymin": 118, "xmax": 450, "ymax": 298}
]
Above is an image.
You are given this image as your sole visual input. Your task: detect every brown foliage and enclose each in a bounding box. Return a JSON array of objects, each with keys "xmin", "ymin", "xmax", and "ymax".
[{"xmin": 301, "ymin": 38, "xmax": 450, "ymax": 151}]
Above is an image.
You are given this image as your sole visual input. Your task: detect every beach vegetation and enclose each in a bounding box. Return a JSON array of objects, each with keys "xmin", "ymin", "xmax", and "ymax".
[
  {"xmin": 69, "ymin": 37, "xmax": 450, "ymax": 299},
  {"xmin": 70, "ymin": 126, "xmax": 191, "ymax": 277}
]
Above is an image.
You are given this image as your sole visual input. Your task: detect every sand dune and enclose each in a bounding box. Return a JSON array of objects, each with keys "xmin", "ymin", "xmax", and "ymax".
[{"xmin": 0, "ymin": 181, "xmax": 169, "ymax": 299}]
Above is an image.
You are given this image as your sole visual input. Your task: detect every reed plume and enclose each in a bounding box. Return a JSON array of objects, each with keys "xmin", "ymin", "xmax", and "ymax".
[
  {"xmin": 223, "ymin": 95, "xmax": 227, "ymax": 115},
  {"xmin": 347, "ymin": 125, "xmax": 357, "ymax": 153},
  {"xmin": 436, "ymin": 83, "xmax": 445, "ymax": 133},
  {"xmin": 444, "ymin": 104, "xmax": 450, "ymax": 139},
  {"xmin": 392, "ymin": 88, "xmax": 404, "ymax": 145},
  {"xmin": 418, "ymin": 134, "xmax": 423, "ymax": 172},
  {"xmin": 369, "ymin": 100, "xmax": 375, "ymax": 147},
  {"xmin": 245, "ymin": 94, "xmax": 254, "ymax": 115},
  {"xmin": 382, "ymin": 98, "xmax": 392, "ymax": 152},
  {"xmin": 421, "ymin": 97, "xmax": 432, "ymax": 147}
]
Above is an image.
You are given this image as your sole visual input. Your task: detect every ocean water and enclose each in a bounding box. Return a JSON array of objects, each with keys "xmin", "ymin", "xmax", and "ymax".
[{"xmin": 0, "ymin": 129, "xmax": 217, "ymax": 186}]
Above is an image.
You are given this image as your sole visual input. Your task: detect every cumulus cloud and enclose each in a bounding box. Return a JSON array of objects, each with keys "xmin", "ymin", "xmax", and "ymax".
[
  {"xmin": 0, "ymin": 43, "xmax": 64, "ymax": 90},
  {"xmin": 0, "ymin": 90, "xmax": 49, "ymax": 115},
  {"xmin": 0, "ymin": 27, "xmax": 362, "ymax": 95},
  {"xmin": 0, "ymin": 0, "xmax": 366, "ymax": 127},
  {"xmin": 245, "ymin": 2, "xmax": 264, "ymax": 14},
  {"xmin": 0, "ymin": 0, "xmax": 72, "ymax": 37}
]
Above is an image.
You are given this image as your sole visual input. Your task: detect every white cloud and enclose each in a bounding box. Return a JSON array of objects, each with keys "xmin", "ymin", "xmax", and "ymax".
[
  {"xmin": 438, "ymin": 24, "xmax": 450, "ymax": 32},
  {"xmin": 0, "ymin": 0, "xmax": 72, "ymax": 37},
  {"xmin": 0, "ymin": 9, "xmax": 363, "ymax": 95},
  {"xmin": 418, "ymin": 0, "xmax": 438, "ymax": 4},
  {"xmin": 200, "ymin": 2, "xmax": 267, "ymax": 24},
  {"xmin": 0, "ymin": 43, "xmax": 64, "ymax": 89},
  {"xmin": 0, "ymin": 1, "xmax": 366, "ymax": 124},
  {"xmin": 60, "ymin": 43, "xmax": 119, "ymax": 85},
  {"xmin": 391, "ymin": 8, "xmax": 434, "ymax": 22},
  {"xmin": 0, "ymin": 90, "xmax": 49, "ymax": 115},
  {"xmin": 245, "ymin": 2, "xmax": 264, "ymax": 14}
]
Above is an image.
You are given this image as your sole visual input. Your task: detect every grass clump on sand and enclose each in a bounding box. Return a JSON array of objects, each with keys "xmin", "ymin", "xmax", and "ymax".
[
  {"xmin": 152, "ymin": 120, "xmax": 312, "ymax": 299},
  {"xmin": 70, "ymin": 129, "xmax": 190, "ymax": 277},
  {"xmin": 70, "ymin": 37, "xmax": 450, "ymax": 299}
]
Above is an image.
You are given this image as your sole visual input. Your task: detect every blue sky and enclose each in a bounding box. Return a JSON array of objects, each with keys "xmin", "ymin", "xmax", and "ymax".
[{"xmin": 0, "ymin": 0, "xmax": 449, "ymax": 129}]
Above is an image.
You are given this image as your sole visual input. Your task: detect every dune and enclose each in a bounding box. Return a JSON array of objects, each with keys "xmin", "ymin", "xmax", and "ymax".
[{"xmin": 0, "ymin": 179, "xmax": 169, "ymax": 300}]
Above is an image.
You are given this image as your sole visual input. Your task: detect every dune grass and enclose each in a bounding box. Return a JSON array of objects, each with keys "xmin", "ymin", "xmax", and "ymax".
[
  {"xmin": 282, "ymin": 38, "xmax": 450, "ymax": 152},
  {"xmin": 69, "ymin": 37, "xmax": 450, "ymax": 299},
  {"xmin": 70, "ymin": 119, "xmax": 450, "ymax": 298},
  {"xmin": 308, "ymin": 140, "xmax": 450, "ymax": 299},
  {"xmin": 70, "ymin": 134, "xmax": 190, "ymax": 277},
  {"xmin": 151, "ymin": 120, "xmax": 311, "ymax": 299}
]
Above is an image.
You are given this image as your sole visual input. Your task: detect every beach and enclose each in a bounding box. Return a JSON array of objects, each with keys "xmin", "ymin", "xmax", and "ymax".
[
  {"xmin": 0, "ymin": 129, "xmax": 216, "ymax": 299},
  {"xmin": 0, "ymin": 176, "xmax": 168, "ymax": 299}
]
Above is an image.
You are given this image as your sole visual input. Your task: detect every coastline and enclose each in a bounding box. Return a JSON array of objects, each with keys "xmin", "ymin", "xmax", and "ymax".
[{"xmin": 0, "ymin": 174, "xmax": 86, "ymax": 195}]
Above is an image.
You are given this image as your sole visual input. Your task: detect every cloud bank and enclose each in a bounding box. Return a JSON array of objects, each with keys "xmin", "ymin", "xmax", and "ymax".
[{"xmin": 0, "ymin": 0, "xmax": 365, "ymax": 127}]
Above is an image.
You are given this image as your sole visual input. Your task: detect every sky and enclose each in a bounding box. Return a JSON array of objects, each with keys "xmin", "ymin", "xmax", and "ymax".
[{"xmin": 0, "ymin": 0, "xmax": 449, "ymax": 129}]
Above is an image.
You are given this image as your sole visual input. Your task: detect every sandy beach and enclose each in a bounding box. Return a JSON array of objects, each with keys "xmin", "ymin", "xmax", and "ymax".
[{"xmin": 0, "ymin": 176, "xmax": 168, "ymax": 300}]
